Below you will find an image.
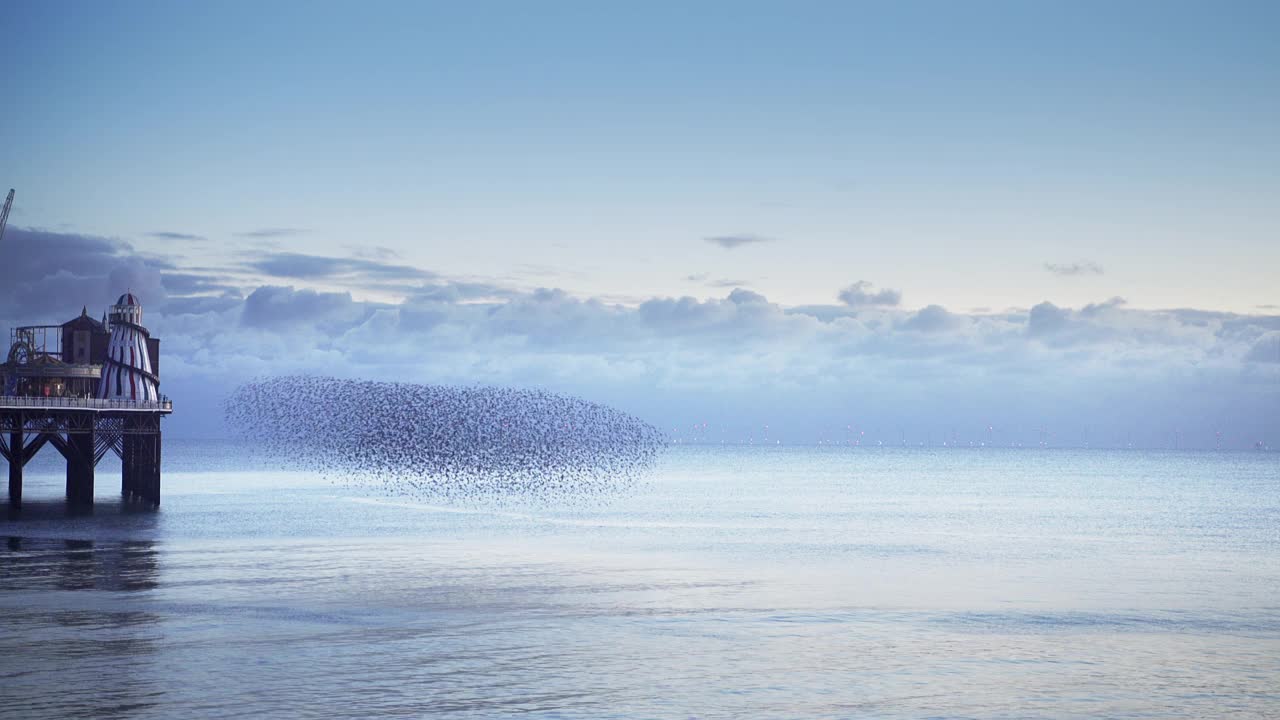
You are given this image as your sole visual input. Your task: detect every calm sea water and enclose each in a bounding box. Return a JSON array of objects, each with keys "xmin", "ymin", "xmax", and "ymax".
[{"xmin": 2, "ymin": 442, "xmax": 1278, "ymax": 719}]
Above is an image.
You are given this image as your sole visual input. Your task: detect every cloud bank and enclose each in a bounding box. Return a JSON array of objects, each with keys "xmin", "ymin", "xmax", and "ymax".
[{"xmin": 2, "ymin": 227, "xmax": 1277, "ymax": 447}]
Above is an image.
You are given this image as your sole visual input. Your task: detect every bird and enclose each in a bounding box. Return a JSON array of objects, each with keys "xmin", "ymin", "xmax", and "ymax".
[{"xmin": 224, "ymin": 376, "xmax": 667, "ymax": 505}]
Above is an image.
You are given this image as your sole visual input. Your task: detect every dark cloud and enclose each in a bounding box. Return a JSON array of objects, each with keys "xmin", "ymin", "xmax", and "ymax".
[
  {"xmin": 0, "ymin": 228, "xmax": 169, "ymax": 323},
  {"xmin": 705, "ymin": 234, "xmax": 772, "ymax": 250},
  {"xmin": 2, "ymin": 228, "xmax": 132, "ymax": 279},
  {"xmin": 245, "ymin": 252, "xmax": 435, "ymax": 283},
  {"xmin": 236, "ymin": 227, "xmax": 308, "ymax": 238},
  {"xmin": 838, "ymin": 281, "xmax": 901, "ymax": 307},
  {"xmin": 148, "ymin": 231, "xmax": 206, "ymax": 241},
  {"xmin": 1045, "ymin": 261, "xmax": 1105, "ymax": 276}
]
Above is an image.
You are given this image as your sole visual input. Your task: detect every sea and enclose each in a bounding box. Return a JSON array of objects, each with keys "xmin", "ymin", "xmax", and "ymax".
[{"xmin": 2, "ymin": 441, "xmax": 1278, "ymax": 719}]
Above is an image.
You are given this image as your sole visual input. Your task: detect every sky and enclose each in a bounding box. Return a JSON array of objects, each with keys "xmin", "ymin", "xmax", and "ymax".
[{"xmin": 1, "ymin": 1, "xmax": 1278, "ymax": 445}]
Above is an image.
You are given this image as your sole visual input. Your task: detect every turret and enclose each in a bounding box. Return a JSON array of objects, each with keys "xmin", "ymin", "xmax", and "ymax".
[
  {"xmin": 98, "ymin": 292, "xmax": 159, "ymax": 403},
  {"xmin": 109, "ymin": 292, "xmax": 144, "ymax": 327}
]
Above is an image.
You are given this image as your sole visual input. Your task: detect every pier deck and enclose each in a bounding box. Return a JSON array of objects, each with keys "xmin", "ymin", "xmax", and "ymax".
[{"xmin": 1, "ymin": 397, "xmax": 172, "ymax": 508}]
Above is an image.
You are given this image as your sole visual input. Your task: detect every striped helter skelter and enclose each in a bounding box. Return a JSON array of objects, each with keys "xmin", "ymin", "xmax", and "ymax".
[{"xmin": 98, "ymin": 292, "xmax": 159, "ymax": 403}]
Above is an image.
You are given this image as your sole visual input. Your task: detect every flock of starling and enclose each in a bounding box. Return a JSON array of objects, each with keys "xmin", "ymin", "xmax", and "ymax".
[{"xmin": 224, "ymin": 376, "xmax": 666, "ymax": 501}]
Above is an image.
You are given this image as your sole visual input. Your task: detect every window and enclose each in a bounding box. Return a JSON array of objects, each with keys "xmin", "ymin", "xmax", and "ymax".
[{"xmin": 74, "ymin": 330, "xmax": 90, "ymax": 362}]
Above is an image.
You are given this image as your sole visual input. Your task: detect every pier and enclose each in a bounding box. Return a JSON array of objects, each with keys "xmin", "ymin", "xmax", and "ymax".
[{"xmin": 2, "ymin": 293, "xmax": 173, "ymax": 508}]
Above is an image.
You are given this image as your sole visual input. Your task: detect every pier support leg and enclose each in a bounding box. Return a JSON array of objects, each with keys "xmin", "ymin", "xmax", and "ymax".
[
  {"xmin": 125, "ymin": 431, "xmax": 161, "ymax": 506},
  {"xmin": 151, "ymin": 432, "xmax": 162, "ymax": 506},
  {"xmin": 121, "ymin": 422, "xmax": 161, "ymax": 506},
  {"xmin": 121, "ymin": 434, "xmax": 136, "ymax": 499},
  {"xmin": 65, "ymin": 428, "xmax": 96, "ymax": 506},
  {"xmin": 6, "ymin": 429, "xmax": 19, "ymax": 509},
  {"xmin": 2, "ymin": 410, "xmax": 162, "ymax": 510}
]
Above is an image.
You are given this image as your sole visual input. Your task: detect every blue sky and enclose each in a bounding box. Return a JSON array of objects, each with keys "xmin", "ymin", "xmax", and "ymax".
[{"xmin": 1, "ymin": 2, "xmax": 1277, "ymax": 444}]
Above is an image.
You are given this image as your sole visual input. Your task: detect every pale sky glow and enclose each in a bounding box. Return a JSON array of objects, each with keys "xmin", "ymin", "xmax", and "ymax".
[{"xmin": 1, "ymin": 1, "xmax": 1277, "ymax": 443}]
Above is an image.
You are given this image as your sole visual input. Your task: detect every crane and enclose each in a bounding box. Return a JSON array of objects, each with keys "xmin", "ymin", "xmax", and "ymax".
[{"xmin": 0, "ymin": 189, "xmax": 13, "ymax": 244}]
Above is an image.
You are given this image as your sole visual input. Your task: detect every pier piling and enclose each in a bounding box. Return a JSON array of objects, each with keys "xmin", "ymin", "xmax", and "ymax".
[
  {"xmin": 6, "ymin": 427, "xmax": 20, "ymax": 508},
  {"xmin": 2, "ymin": 401, "xmax": 170, "ymax": 508}
]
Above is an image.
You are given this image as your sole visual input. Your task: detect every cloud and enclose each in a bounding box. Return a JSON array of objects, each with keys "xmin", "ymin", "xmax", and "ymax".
[
  {"xmin": 705, "ymin": 234, "xmax": 772, "ymax": 250},
  {"xmin": 240, "ymin": 285, "xmax": 372, "ymax": 331},
  {"xmin": 149, "ymin": 285, "xmax": 1280, "ymax": 444},
  {"xmin": 1245, "ymin": 332, "xmax": 1280, "ymax": 363},
  {"xmin": 632, "ymin": 289, "xmax": 812, "ymax": 345},
  {"xmin": 837, "ymin": 280, "xmax": 901, "ymax": 308},
  {"xmin": 3, "ymin": 228, "xmax": 132, "ymax": 278},
  {"xmin": 900, "ymin": 304, "xmax": 965, "ymax": 333},
  {"xmin": 1023, "ymin": 297, "xmax": 1238, "ymax": 352},
  {"xmin": 1027, "ymin": 301, "xmax": 1072, "ymax": 336},
  {"xmin": 161, "ymin": 294, "xmax": 244, "ymax": 316},
  {"xmin": 160, "ymin": 272, "xmax": 241, "ymax": 296},
  {"xmin": 1080, "ymin": 296, "xmax": 1127, "ymax": 316},
  {"xmin": 784, "ymin": 304, "xmax": 858, "ymax": 322},
  {"xmin": 1045, "ymin": 261, "xmax": 1105, "ymax": 276},
  {"xmin": 409, "ymin": 280, "xmax": 522, "ymax": 304},
  {"xmin": 685, "ymin": 273, "xmax": 750, "ymax": 288},
  {"xmin": 148, "ymin": 231, "xmax": 206, "ymax": 241},
  {"xmin": 349, "ymin": 245, "xmax": 400, "ymax": 261},
  {"xmin": 0, "ymin": 228, "xmax": 169, "ymax": 323},
  {"xmin": 244, "ymin": 251, "xmax": 435, "ymax": 284},
  {"xmin": 236, "ymin": 227, "xmax": 308, "ymax": 238},
  {"xmin": 726, "ymin": 288, "xmax": 767, "ymax": 305}
]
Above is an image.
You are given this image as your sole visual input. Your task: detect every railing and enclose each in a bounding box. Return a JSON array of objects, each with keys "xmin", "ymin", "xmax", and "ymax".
[{"xmin": 0, "ymin": 395, "xmax": 173, "ymax": 411}]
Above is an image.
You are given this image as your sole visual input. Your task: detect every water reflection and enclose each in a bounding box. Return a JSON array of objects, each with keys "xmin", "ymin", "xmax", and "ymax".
[
  {"xmin": 1, "ymin": 536, "xmax": 160, "ymax": 591},
  {"xmin": 0, "ymin": 535, "xmax": 164, "ymax": 718}
]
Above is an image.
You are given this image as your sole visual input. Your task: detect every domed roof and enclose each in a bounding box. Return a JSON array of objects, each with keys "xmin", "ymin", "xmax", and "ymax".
[{"xmin": 116, "ymin": 292, "xmax": 140, "ymax": 306}]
